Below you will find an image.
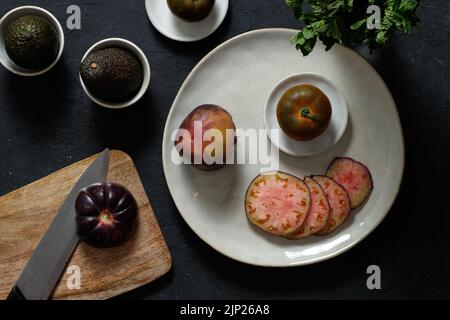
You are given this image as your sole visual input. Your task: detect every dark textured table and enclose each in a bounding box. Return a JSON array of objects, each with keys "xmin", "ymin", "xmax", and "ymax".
[{"xmin": 0, "ymin": 1, "xmax": 448, "ymax": 300}]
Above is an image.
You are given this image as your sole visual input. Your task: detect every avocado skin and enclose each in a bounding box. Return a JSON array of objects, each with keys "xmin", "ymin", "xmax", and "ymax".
[
  {"xmin": 80, "ymin": 47, "xmax": 144, "ymax": 103},
  {"xmin": 5, "ymin": 15, "xmax": 59, "ymax": 70}
]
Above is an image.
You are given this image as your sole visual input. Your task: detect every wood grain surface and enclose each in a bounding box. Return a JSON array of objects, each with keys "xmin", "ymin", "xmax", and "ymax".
[{"xmin": 0, "ymin": 150, "xmax": 172, "ymax": 300}]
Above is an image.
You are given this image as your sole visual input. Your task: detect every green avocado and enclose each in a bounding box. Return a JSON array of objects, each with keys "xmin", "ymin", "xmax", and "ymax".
[
  {"xmin": 4, "ymin": 15, "xmax": 59, "ymax": 70},
  {"xmin": 80, "ymin": 47, "xmax": 144, "ymax": 102}
]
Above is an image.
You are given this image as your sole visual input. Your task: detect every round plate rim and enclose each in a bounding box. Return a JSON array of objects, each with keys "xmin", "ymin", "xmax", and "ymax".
[{"xmin": 162, "ymin": 28, "xmax": 405, "ymax": 267}]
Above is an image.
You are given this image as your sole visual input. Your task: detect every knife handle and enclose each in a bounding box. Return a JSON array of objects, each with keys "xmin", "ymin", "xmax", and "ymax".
[{"xmin": 7, "ymin": 286, "xmax": 26, "ymax": 300}]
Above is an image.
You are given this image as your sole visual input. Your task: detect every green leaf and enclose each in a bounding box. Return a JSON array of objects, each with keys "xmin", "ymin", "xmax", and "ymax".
[
  {"xmin": 285, "ymin": 0, "xmax": 303, "ymax": 19},
  {"xmin": 285, "ymin": 0, "xmax": 419, "ymax": 56},
  {"xmin": 327, "ymin": 19, "xmax": 341, "ymax": 39},
  {"xmin": 376, "ymin": 30, "xmax": 391, "ymax": 47},
  {"xmin": 310, "ymin": 20, "xmax": 328, "ymax": 33},
  {"xmin": 302, "ymin": 28, "xmax": 316, "ymax": 40},
  {"xmin": 399, "ymin": 0, "xmax": 418, "ymax": 12},
  {"xmin": 285, "ymin": 0, "xmax": 301, "ymax": 8},
  {"xmin": 350, "ymin": 18, "xmax": 367, "ymax": 30}
]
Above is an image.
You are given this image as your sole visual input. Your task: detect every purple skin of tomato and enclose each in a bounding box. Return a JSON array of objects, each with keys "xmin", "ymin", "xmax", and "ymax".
[
  {"xmin": 326, "ymin": 157, "xmax": 374, "ymax": 209},
  {"xmin": 75, "ymin": 182, "xmax": 138, "ymax": 248}
]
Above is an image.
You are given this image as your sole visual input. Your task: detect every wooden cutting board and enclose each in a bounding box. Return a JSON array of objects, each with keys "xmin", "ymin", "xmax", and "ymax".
[{"xmin": 0, "ymin": 150, "xmax": 172, "ymax": 300}]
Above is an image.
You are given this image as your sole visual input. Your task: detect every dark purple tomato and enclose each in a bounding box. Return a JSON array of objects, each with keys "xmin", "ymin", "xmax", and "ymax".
[
  {"xmin": 167, "ymin": 0, "xmax": 215, "ymax": 22},
  {"xmin": 276, "ymin": 84, "xmax": 332, "ymax": 141},
  {"xmin": 75, "ymin": 182, "xmax": 138, "ymax": 248}
]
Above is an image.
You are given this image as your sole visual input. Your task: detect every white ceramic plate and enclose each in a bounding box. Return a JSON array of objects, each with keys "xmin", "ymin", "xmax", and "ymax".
[
  {"xmin": 145, "ymin": 0, "xmax": 229, "ymax": 42},
  {"xmin": 162, "ymin": 29, "xmax": 404, "ymax": 267},
  {"xmin": 264, "ymin": 73, "xmax": 348, "ymax": 157}
]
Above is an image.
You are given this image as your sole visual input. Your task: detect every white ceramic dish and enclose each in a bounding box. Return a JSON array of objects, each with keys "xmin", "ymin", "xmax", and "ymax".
[
  {"xmin": 79, "ymin": 38, "xmax": 151, "ymax": 109},
  {"xmin": 162, "ymin": 29, "xmax": 405, "ymax": 267},
  {"xmin": 264, "ymin": 73, "xmax": 348, "ymax": 157},
  {"xmin": 145, "ymin": 0, "xmax": 229, "ymax": 42},
  {"xmin": 0, "ymin": 6, "xmax": 64, "ymax": 76}
]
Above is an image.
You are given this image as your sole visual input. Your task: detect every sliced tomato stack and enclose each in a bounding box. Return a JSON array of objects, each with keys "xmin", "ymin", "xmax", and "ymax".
[
  {"xmin": 244, "ymin": 157, "xmax": 373, "ymax": 239},
  {"xmin": 312, "ymin": 176, "xmax": 351, "ymax": 235},
  {"xmin": 287, "ymin": 177, "xmax": 330, "ymax": 239}
]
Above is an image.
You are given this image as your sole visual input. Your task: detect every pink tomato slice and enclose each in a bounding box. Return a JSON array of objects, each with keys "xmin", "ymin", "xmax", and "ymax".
[
  {"xmin": 245, "ymin": 171, "xmax": 310, "ymax": 236},
  {"xmin": 313, "ymin": 175, "xmax": 351, "ymax": 235},
  {"xmin": 326, "ymin": 157, "xmax": 374, "ymax": 209},
  {"xmin": 287, "ymin": 176, "xmax": 330, "ymax": 239}
]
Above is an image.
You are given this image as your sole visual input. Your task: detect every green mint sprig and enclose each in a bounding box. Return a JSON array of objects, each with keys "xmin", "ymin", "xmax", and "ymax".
[{"xmin": 286, "ymin": 0, "xmax": 420, "ymax": 56}]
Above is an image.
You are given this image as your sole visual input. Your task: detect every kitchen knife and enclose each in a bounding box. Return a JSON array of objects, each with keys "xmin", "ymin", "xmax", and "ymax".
[{"xmin": 7, "ymin": 149, "xmax": 110, "ymax": 300}]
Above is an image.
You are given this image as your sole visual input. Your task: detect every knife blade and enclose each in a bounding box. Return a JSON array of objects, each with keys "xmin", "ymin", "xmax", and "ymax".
[{"xmin": 7, "ymin": 149, "xmax": 110, "ymax": 300}]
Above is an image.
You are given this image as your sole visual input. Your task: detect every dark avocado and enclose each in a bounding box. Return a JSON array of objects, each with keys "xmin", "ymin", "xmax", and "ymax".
[
  {"xmin": 167, "ymin": 0, "xmax": 215, "ymax": 22},
  {"xmin": 80, "ymin": 47, "xmax": 144, "ymax": 102},
  {"xmin": 4, "ymin": 15, "xmax": 59, "ymax": 70}
]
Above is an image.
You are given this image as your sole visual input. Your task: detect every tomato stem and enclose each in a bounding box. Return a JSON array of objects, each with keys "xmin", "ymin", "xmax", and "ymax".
[
  {"xmin": 100, "ymin": 211, "xmax": 113, "ymax": 224},
  {"xmin": 300, "ymin": 107, "xmax": 317, "ymax": 121}
]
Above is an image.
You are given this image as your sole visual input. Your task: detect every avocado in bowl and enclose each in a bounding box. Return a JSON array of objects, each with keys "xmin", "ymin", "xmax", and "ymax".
[
  {"xmin": 5, "ymin": 15, "xmax": 59, "ymax": 69},
  {"xmin": 0, "ymin": 6, "xmax": 64, "ymax": 76},
  {"xmin": 80, "ymin": 47, "xmax": 143, "ymax": 103},
  {"xmin": 80, "ymin": 38, "xmax": 151, "ymax": 109}
]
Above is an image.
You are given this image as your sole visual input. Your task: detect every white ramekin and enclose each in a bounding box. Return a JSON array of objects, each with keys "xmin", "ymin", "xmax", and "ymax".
[
  {"xmin": 79, "ymin": 38, "xmax": 151, "ymax": 109},
  {"xmin": 0, "ymin": 6, "xmax": 65, "ymax": 76}
]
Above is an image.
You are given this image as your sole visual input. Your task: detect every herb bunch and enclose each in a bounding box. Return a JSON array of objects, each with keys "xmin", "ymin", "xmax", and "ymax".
[{"xmin": 286, "ymin": 0, "xmax": 419, "ymax": 56}]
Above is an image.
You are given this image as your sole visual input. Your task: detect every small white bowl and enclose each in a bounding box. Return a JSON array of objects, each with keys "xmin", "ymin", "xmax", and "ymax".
[
  {"xmin": 79, "ymin": 38, "xmax": 151, "ymax": 109},
  {"xmin": 264, "ymin": 73, "xmax": 348, "ymax": 157},
  {"xmin": 0, "ymin": 6, "xmax": 64, "ymax": 76},
  {"xmin": 145, "ymin": 0, "xmax": 229, "ymax": 42}
]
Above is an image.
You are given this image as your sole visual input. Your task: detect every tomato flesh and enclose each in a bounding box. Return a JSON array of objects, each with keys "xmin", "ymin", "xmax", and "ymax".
[{"xmin": 245, "ymin": 172, "xmax": 311, "ymax": 236}]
